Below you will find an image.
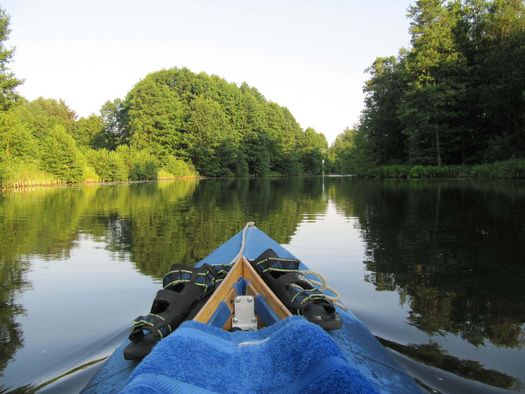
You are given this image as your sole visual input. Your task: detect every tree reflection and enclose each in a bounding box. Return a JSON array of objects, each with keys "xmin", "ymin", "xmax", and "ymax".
[
  {"xmin": 0, "ymin": 177, "xmax": 328, "ymax": 378},
  {"xmin": 330, "ymin": 179, "xmax": 525, "ymax": 349},
  {"xmin": 377, "ymin": 337, "xmax": 519, "ymax": 390},
  {"xmin": 102, "ymin": 177, "xmax": 328, "ymax": 277}
]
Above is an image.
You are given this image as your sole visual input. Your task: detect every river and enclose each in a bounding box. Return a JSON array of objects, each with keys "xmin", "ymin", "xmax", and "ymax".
[{"xmin": 0, "ymin": 177, "xmax": 524, "ymax": 393}]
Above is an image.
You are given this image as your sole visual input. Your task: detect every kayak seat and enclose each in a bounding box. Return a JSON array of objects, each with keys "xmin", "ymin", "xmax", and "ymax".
[{"xmin": 121, "ymin": 316, "xmax": 378, "ymax": 394}]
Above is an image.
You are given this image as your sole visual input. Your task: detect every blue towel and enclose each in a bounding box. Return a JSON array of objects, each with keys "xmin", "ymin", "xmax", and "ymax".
[{"xmin": 121, "ymin": 317, "xmax": 378, "ymax": 394}]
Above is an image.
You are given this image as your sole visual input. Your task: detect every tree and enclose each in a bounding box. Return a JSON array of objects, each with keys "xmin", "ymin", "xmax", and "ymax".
[
  {"xmin": 361, "ymin": 54, "xmax": 408, "ymax": 165},
  {"xmin": 15, "ymin": 97, "xmax": 76, "ymax": 142},
  {"xmin": 301, "ymin": 127, "xmax": 328, "ymax": 175},
  {"xmin": 127, "ymin": 78, "xmax": 185, "ymax": 163},
  {"xmin": 119, "ymin": 68, "xmax": 331, "ymax": 177},
  {"xmin": 330, "ymin": 128, "xmax": 373, "ymax": 174},
  {"xmin": 400, "ymin": 0, "xmax": 468, "ymax": 166},
  {"xmin": 0, "ymin": 109, "xmax": 36, "ymax": 163},
  {"xmin": 187, "ymin": 96, "xmax": 233, "ymax": 176},
  {"xmin": 100, "ymin": 99, "xmax": 129, "ymax": 149},
  {"xmin": 40, "ymin": 125, "xmax": 84, "ymax": 182},
  {"xmin": 461, "ymin": 0, "xmax": 525, "ymax": 161},
  {"xmin": 85, "ymin": 148, "xmax": 128, "ymax": 182},
  {"xmin": 0, "ymin": 8, "xmax": 21, "ymax": 111},
  {"xmin": 71, "ymin": 114, "xmax": 104, "ymax": 148}
]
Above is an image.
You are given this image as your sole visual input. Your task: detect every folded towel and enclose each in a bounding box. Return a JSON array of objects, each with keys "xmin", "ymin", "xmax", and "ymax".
[{"xmin": 122, "ymin": 317, "xmax": 378, "ymax": 394}]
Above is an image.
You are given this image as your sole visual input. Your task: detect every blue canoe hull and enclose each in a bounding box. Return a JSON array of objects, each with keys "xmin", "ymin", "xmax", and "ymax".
[{"xmin": 83, "ymin": 226, "xmax": 421, "ymax": 393}]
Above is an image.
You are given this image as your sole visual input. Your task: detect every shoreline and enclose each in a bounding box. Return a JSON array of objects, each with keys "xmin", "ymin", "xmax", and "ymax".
[
  {"xmin": 2, "ymin": 161, "xmax": 525, "ymax": 191},
  {"xmin": 0, "ymin": 176, "xmax": 201, "ymax": 192},
  {"xmin": 348, "ymin": 160, "xmax": 525, "ymax": 180}
]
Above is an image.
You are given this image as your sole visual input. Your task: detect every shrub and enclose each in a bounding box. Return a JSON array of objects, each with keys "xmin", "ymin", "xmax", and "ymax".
[
  {"xmin": 357, "ymin": 159, "xmax": 525, "ymax": 179},
  {"xmin": 40, "ymin": 125, "xmax": 84, "ymax": 182},
  {"xmin": 0, "ymin": 109, "xmax": 39, "ymax": 164},
  {"xmin": 116, "ymin": 145, "xmax": 158, "ymax": 180},
  {"xmin": 85, "ymin": 148, "xmax": 128, "ymax": 182},
  {"xmin": 162, "ymin": 156, "xmax": 197, "ymax": 178},
  {"xmin": 82, "ymin": 164, "xmax": 100, "ymax": 183}
]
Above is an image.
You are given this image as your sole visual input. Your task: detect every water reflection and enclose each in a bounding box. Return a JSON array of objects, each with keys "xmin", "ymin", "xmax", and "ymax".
[
  {"xmin": 377, "ymin": 337, "xmax": 519, "ymax": 390},
  {"xmin": 0, "ymin": 177, "xmax": 329, "ymax": 390},
  {"xmin": 0, "ymin": 259, "xmax": 26, "ymax": 386},
  {"xmin": 0, "ymin": 178, "xmax": 524, "ymax": 392},
  {"xmin": 331, "ymin": 179, "xmax": 525, "ymax": 349}
]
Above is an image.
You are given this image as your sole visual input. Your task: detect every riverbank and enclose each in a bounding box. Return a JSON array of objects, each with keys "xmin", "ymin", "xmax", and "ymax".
[
  {"xmin": 0, "ymin": 164, "xmax": 199, "ymax": 190},
  {"xmin": 0, "ymin": 155, "xmax": 199, "ymax": 190},
  {"xmin": 354, "ymin": 159, "xmax": 525, "ymax": 179}
]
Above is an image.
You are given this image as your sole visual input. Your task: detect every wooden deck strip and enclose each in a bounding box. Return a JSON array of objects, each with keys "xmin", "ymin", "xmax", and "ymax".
[{"xmin": 194, "ymin": 256, "xmax": 291, "ymax": 327}]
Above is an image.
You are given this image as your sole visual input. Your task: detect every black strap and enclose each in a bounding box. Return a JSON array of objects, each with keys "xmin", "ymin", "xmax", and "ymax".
[
  {"xmin": 163, "ymin": 267, "xmax": 195, "ymax": 289},
  {"xmin": 276, "ymin": 272, "xmax": 313, "ymax": 290},
  {"xmin": 154, "ymin": 289, "xmax": 180, "ymax": 304}
]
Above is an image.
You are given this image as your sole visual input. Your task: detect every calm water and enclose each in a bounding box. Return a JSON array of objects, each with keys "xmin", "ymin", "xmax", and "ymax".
[{"xmin": 0, "ymin": 178, "xmax": 524, "ymax": 393}]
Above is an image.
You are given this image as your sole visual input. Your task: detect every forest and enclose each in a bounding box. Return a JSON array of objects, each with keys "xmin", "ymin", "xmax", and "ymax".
[
  {"xmin": 330, "ymin": 0, "xmax": 525, "ymax": 178},
  {"xmin": 1, "ymin": 1, "xmax": 524, "ymax": 187},
  {"xmin": 0, "ymin": 8, "xmax": 328, "ymax": 188}
]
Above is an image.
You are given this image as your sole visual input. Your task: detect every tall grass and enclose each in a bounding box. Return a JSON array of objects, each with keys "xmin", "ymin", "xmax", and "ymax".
[
  {"xmin": 356, "ymin": 159, "xmax": 525, "ymax": 179},
  {"xmin": 0, "ymin": 162, "xmax": 62, "ymax": 188}
]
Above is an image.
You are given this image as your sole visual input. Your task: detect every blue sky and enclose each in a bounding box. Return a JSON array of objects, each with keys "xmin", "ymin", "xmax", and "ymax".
[{"xmin": 4, "ymin": 0, "xmax": 411, "ymax": 143}]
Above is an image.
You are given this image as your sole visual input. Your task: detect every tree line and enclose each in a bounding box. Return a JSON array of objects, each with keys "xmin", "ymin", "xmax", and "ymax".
[
  {"xmin": 0, "ymin": 8, "xmax": 328, "ymax": 188},
  {"xmin": 330, "ymin": 0, "xmax": 525, "ymax": 176}
]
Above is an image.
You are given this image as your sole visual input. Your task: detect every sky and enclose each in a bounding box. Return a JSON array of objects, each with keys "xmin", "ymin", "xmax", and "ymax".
[{"xmin": 3, "ymin": 0, "xmax": 411, "ymax": 144}]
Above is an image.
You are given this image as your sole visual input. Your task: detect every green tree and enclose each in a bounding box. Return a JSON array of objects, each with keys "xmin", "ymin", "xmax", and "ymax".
[
  {"xmin": 0, "ymin": 109, "xmax": 36, "ymax": 163},
  {"xmin": 85, "ymin": 148, "xmax": 128, "ymax": 182},
  {"xmin": 301, "ymin": 127, "xmax": 328, "ymax": 175},
  {"xmin": 361, "ymin": 54, "xmax": 408, "ymax": 165},
  {"xmin": 127, "ymin": 78, "xmax": 185, "ymax": 162},
  {"xmin": 40, "ymin": 125, "xmax": 84, "ymax": 182},
  {"xmin": 18, "ymin": 98, "xmax": 77, "ymax": 141},
  {"xmin": 187, "ymin": 96, "xmax": 233, "ymax": 176},
  {"xmin": 401, "ymin": 0, "xmax": 468, "ymax": 166},
  {"xmin": 100, "ymin": 99, "xmax": 129, "ymax": 149},
  {"xmin": 0, "ymin": 8, "xmax": 21, "ymax": 110},
  {"xmin": 330, "ymin": 128, "xmax": 373, "ymax": 174},
  {"xmin": 460, "ymin": 0, "xmax": 525, "ymax": 161},
  {"xmin": 71, "ymin": 114, "xmax": 104, "ymax": 148}
]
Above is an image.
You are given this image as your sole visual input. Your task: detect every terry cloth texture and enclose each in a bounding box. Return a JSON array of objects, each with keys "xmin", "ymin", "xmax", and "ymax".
[{"xmin": 121, "ymin": 316, "xmax": 378, "ymax": 394}]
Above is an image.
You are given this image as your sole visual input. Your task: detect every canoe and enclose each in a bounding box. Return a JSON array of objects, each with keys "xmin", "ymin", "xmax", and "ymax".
[{"xmin": 82, "ymin": 224, "xmax": 421, "ymax": 393}]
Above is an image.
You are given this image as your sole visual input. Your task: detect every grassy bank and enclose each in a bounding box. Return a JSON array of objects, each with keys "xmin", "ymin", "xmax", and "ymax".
[
  {"xmin": 0, "ymin": 158, "xmax": 198, "ymax": 189},
  {"xmin": 355, "ymin": 159, "xmax": 525, "ymax": 179}
]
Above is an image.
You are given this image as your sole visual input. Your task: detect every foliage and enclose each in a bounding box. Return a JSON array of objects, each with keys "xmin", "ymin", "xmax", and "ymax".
[
  {"xmin": 329, "ymin": 128, "xmax": 374, "ymax": 174},
  {"xmin": 85, "ymin": 148, "xmax": 128, "ymax": 182},
  {"xmin": 124, "ymin": 68, "xmax": 319, "ymax": 177},
  {"xmin": 18, "ymin": 97, "xmax": 76, "ymax": 141},
  {"xmin": 0, "ymin": 7, "xmax": 22, "ymax": 110},
  {"xmin": 40, "ymin": 126, "xmax": 84, "ymax": 182},
  {"xmin": 333, "ymin": 0, "xmax": 525, "ymax": 174},
  {"xmin": 127, "ymin": 78, "xmax": 185, "ymax": 162},
  {"xmin": 0, "ymin": 109, "xmax": 37, "ymax": 163},
  {"xmin": 82, "ymin": 164, "xmax": 100, "ymax": 183},
  {"xmin": 187, "ymin": 95, "xmax": 232, "ymax": 176},
  {"xmin": 162, "ymin": 156, "xmax": 197, "ymax": 178},
  {"xmin": 0, "ymin": 8, "xmax": 340, "ymax": 187},
  {"xmin": 0, "ymin": 161, "xmax": 59, "ymax": 188},
  {"xmin": 300, "ymin": 127, "xmax": 328, "ymax": 175},
  {"xmin": 357, "ymin": 159, "xmax": 525, "ymax": 179},
  {"xmin": 115, "ymin": 145, "xmax": 158, "ymax": 181},
  {"xmin": 100, "ymin": 99, "xmax": 129, "ymax": 149},
  {"xmin": 71, "ymin": 114, "xmax": 104, "ymax": 148},
  {"xmin": 0, "ymin": 8, "xmax": 331, "ymax": 187}
]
